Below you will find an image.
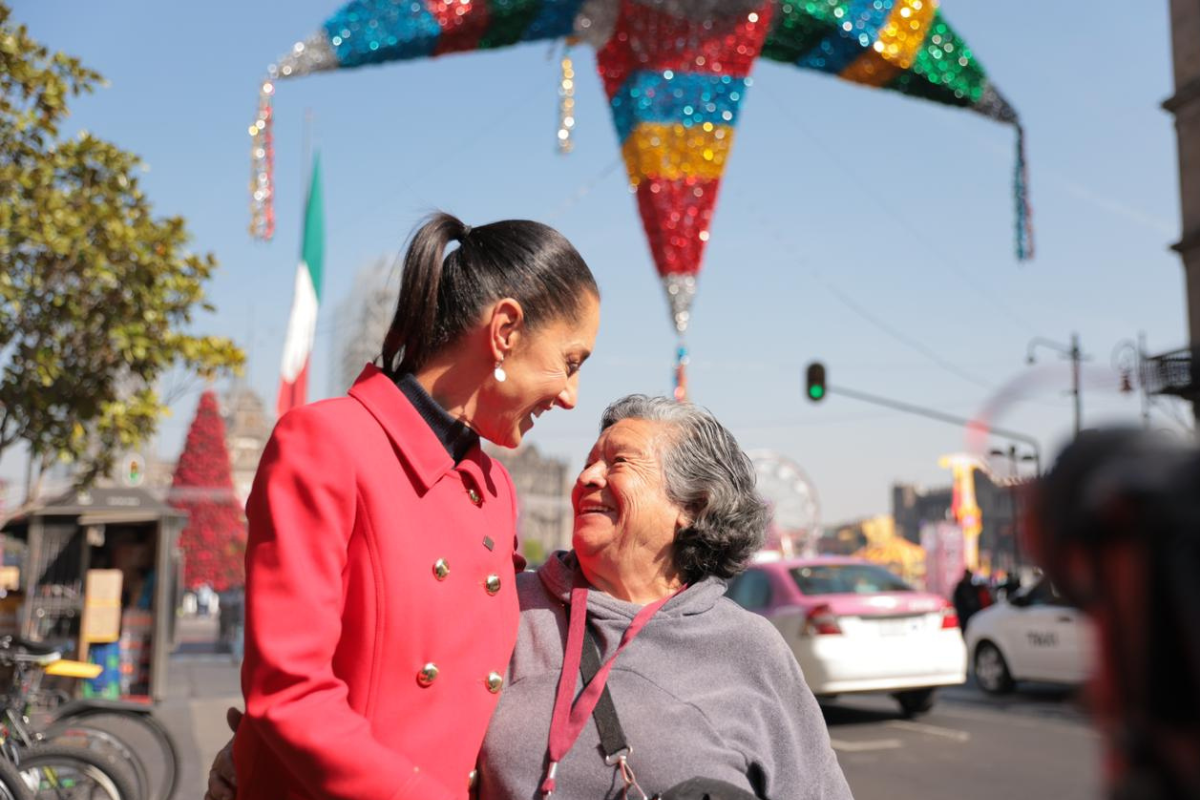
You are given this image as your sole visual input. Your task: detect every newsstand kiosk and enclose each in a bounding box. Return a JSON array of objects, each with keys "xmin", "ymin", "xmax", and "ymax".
[{"xmin": 1, "ymin": 487, "xmax": 186, "ymax": 701}]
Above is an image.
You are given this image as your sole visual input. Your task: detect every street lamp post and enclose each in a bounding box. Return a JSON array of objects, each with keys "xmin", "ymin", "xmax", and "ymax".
[
  {"xmin": 1113, "ymin": 333, "xmax": 1151, "ymax": 429},
  {"xmin": 1028, "ymin": 333, "xmax": 1086, "ymax": 437}
]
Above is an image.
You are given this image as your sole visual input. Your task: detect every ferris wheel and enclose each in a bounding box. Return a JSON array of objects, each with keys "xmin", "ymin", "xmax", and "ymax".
[{"xmin": 747, "ymin": 450, "xmax": 822, "ymax": 557}]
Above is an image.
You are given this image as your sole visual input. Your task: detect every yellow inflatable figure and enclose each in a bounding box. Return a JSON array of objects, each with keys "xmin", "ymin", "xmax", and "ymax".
[
  {"xmin": 938, "ymin": 454, "xmax": 985, "ymax": 571},
  {"xmin": 852, "ymin": 515, "xmax": 927, "ymax": 588}
]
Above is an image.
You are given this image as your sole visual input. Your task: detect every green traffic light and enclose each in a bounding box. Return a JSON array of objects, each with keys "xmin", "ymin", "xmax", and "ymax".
[{"xmin": 805, "ymin": 361, "xmax": 827, "ymax": 403}]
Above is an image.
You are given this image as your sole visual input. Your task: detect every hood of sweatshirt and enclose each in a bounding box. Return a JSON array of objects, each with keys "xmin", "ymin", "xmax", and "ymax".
[{"xmin": 536, "ymin": 549, "xmax": 729, "ymax": 624}]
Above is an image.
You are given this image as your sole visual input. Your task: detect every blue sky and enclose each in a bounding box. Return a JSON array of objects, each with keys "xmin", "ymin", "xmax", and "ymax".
[{"xmin": 7, "ymin": 0, "xmax": 1190, "ymax": 522}]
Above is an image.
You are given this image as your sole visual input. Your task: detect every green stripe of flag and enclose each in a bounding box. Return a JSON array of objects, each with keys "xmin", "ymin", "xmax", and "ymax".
[{"xmin": 302, "ymin": 154, "xmax": 324, "ymax": 300}]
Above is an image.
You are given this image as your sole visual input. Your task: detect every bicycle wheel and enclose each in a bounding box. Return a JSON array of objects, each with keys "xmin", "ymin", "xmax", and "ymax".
[
  {"xmin": 39, "ymin": 724, "xmax": 149, "ymax": 800},
  {"xmin": 46, "ymin": 712, "xmax": 177, "ymax": 800},
  {"xmin": 15, "ymin": 744, "xmax": 138, "ymax": 800},
  {"xmin": 0, "ymin": 758, "xmax": 33, "ymax": 800}
]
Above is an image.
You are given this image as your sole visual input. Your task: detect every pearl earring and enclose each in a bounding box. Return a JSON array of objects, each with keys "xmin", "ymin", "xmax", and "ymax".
[{"xmin": 494, "ymin": 360, "xmax": 507, "ymax": 383}]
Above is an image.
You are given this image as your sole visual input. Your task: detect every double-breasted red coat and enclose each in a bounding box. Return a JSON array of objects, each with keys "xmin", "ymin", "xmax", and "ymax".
[{"xmin": 234, "ymin": 365, "xmax": 522, "ymax": 800}]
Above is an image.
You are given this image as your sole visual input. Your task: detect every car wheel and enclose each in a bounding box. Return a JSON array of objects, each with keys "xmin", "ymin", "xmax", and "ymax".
[
  {"xmin": 893, "ymin": 688, "xmax": 936, "ymax": 717},
  {"xmin": 974, "ymin": 641, "xmax": 1015, "ymax": 695}
]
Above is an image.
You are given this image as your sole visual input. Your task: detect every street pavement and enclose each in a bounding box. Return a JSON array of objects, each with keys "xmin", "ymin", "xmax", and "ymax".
[
  {"xmin": 158, "ymin": 616, "xmax": 243, "ymax": 799},
  {"xmin": 824, "ymin": 683, "xmax": 1102, "ymax": 800},
  {"xmin": 160, "ymin": 617, "xmax": 1103, "ymax": 799}
]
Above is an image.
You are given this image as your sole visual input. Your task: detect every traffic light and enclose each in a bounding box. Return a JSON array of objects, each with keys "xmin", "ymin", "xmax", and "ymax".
[
  {"xmin": 123, "ymin": 453, "xmax": 145, "ymax": 487},
  {"xmin": 805, "ymin": 362, "xmax": 827, "ymax": 403}
]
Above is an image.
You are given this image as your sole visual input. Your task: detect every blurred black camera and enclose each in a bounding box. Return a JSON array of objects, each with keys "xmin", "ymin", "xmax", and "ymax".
[{"xmin": 1029, "ymin": 429, "xmax": 1200, "ymax": 800}]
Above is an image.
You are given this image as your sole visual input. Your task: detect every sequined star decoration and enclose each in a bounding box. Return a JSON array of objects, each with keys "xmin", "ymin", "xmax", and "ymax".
[{"xmin": 252, "ymin": 0, "xmax": 1032, "ymax": 400}]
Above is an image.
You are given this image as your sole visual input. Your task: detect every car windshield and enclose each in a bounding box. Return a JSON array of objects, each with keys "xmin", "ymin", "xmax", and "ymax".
[
  {"xmin": 790, "ymin": 563, "xmax": 912, "ymax": 596},
  {"xmin": 1013, "ymin": 578, "xmax": 1068, "ymax": 607}
]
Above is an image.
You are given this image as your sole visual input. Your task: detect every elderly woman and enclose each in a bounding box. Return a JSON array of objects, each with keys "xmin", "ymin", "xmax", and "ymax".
[
  {"xmin": 208, "ymin": 395, "xmax": 851, "ymax": 800},
  {"xmin": 477, "ymin": 395, "xmax": 850, "ymax": 799}
]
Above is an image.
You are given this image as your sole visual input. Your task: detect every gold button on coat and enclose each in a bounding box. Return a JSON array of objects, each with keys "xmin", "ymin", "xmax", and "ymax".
[
  {"xmin": 468, "ymin": 487, "xmax": 482, "ymax": 506},
  {"xmin": 485, "ymin": 672, "xmax": 504, "ymax": 693},
  {"xmin": 484, "ymin": 574, "xmax": 501, "ymax": 595},
  {"xmin": 417, "ymin": 663, "xmax": 439, "ymax": 687},
  {"xmin": 433, "ymin": 559, "xmax": 450, "ymax": 581}
]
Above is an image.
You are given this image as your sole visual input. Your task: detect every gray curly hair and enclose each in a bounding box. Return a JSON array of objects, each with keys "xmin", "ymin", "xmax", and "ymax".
[{"xmin": 599, "ymin": 395, "xmax": 769, "ymax": 584}]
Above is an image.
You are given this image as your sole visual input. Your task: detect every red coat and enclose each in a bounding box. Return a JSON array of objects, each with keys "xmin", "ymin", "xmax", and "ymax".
[{"xmin": 234, "ymin": 365, "xmax": 522, "ymax": 800}]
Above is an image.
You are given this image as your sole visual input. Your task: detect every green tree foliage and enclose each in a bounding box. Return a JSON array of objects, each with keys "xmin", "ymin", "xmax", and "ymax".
[{"xmin": 0, "ymin": 4, "xmax": 243, "ymax": 491}]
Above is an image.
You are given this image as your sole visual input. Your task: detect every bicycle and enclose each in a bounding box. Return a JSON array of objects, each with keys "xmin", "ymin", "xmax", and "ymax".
[
  {"xmin": 0, "ymin": 755, "xmax": 31, "ymax": 800},
  {"xmin": 40, "ymin": 706, "xmax": 177, "ymax": 800},
  {"xmin": 0, "ymin": 637, "xmax": 178, "ymax": 800},
  {"xmin": 10, "ymin": 744, "xmax": 136, "ymax": 800},
  {"xmin": 0, "ymin": 644, "xmax": 137, "ymax": 800}
]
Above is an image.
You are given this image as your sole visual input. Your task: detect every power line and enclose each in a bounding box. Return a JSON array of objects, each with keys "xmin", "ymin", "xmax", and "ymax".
[
  {"xmin": 738, "ymin": 190, "xmax": 999, "ymax": 391},
  {"xmin": 544, "ymin": 157, "xmax": 624, "ymax": 222},
  {"xmin": 758, "ymin": 81, "xmax": 1039, "ymax": 335},
  {"xmin": 351, "ymin": 80, "xmax": 550, "ymax": 225}
]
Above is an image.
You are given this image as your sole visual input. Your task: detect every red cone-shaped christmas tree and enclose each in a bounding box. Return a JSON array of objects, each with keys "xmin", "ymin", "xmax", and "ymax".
[{"xmin": 171, "ymin": 390, "xmax": 246, "ymax": 591}]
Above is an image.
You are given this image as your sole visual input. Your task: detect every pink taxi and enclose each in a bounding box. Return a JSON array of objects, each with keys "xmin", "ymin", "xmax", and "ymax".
[{"xmin": 725, "ymin": 556, "xmax": 967, "ymax": 716}]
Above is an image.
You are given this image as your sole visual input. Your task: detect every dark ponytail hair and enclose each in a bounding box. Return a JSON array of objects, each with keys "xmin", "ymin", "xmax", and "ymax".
[{"xmin": 380, "ymin": 211, "xmax": 598, "ymax": 377}]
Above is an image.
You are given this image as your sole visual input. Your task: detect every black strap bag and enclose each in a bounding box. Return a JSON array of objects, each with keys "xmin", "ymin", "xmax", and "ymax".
[{"xmin": 579, "ymin": 623, "xmax": 762, "ymax": 800}]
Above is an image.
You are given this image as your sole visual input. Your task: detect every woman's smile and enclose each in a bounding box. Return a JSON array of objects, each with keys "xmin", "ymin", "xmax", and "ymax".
[
  {"xmin": 521, "ymin": 402, "xmax": 555, "ymax": 433},
  {"xmin": 575, "ymin": 497, "xmax": 617, "ymax": 521}
]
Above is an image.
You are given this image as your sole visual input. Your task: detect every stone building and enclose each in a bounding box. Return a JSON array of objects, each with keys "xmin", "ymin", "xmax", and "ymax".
[
  {"xmin": 332, "ymin": 257, "xmax": 397, "ymax": 393},
  {"xmin": 222, "ymin": 385, "xmax": 273, "ymax": 507},
  {"xmin": 1168, "ymin": 1, "xmax": 1200, "ymax": 350},
  {"xmin": 1153, "ymin": 2, "xmax": 1200, "ymax": 411},
  {"xmin": 108, "ymin": 384, "xmax": 272, "ymax": 509},
  {"xmin": 815, "ymin": 520, "xmax": 869, "ymax": 556},
  {"xmin": 485, "ymin": 443, "xmax": 572, "ymax": 565}
]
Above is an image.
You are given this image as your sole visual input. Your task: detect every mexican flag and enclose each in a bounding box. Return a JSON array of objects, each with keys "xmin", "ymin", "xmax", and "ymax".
[{"xmin": 276, "ymin": 155, "xmax": 324, "ymax": 418}]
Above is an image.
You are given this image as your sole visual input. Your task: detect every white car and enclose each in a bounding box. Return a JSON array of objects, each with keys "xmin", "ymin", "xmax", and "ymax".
[
  {"xmin": 726, "ymin": 557, "xmax": 967, "ymax": 716},
  {"xmin": 965, "ymin": 579, "xmax": 1097, "ymax": 694}
]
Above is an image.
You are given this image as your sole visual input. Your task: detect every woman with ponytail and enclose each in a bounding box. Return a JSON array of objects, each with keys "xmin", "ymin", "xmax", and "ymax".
[{"xmin": 230, "ymin": 212, "xmax": 600, "ymax": 800}]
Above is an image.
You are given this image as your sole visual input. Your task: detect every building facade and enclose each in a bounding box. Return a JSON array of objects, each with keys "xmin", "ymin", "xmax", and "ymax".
[
  {"xmin": 332, "ymin": 257, "xmax": 397, "ymax": 394},
  {"xmin": 103, "ymin": 384, "xmax": 273, "ymax": 509},
  {"xmin": 1161, "ymin": 1, "xmax": 1200, "ymax": 413},
  {"xmin": 891, "ymin": 471, "xmax": 1026, "ymax": 579},
  {"xmin": 1168, "ymin": 0, "xmax": 1200, "ymax": 348},
  {"xmin": 485, "ymin": 443, "xmax": 572, "ymax": 564},
  {"xmin": 222, "ymin": 385, "xmax": 273, "ymax": 508}
]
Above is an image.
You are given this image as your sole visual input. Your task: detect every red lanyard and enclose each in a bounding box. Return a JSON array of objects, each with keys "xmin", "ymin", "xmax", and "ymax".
[{"xmin": 540, "ymin": 576, "xmax": 683, "ymax": 797}]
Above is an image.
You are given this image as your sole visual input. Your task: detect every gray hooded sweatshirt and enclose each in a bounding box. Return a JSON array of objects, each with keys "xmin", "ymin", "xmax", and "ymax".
[{"xmin": 477, "ymin": 552, "xmax": 853, "ymax": 800}]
